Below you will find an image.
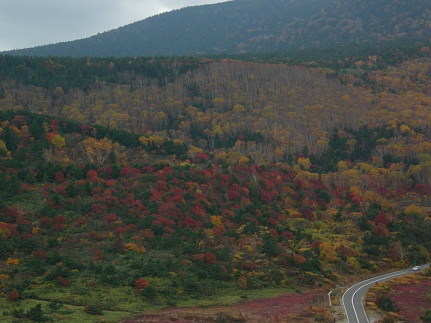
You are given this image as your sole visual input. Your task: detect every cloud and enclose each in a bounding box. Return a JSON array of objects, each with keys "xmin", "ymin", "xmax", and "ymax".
[{"xmin": 0, "ymin": 0, "xmax": 225, "ymax": 51}]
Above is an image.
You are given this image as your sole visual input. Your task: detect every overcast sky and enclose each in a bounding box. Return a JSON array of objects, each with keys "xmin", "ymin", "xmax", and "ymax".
[{"xmin": 0, "ymin": 0, "xmax": 227, "ymax": 51}]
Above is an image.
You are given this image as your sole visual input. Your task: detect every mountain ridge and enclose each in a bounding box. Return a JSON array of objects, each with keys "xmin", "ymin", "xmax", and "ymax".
[{"xmin": 4, "ymin": 0, "xmax": 431, "ymax": 57}]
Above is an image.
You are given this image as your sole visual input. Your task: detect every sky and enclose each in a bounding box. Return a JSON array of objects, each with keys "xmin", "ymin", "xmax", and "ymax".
[{"xmin": 0, "ymin": 0, "xmax": 226, "ymax": 52}]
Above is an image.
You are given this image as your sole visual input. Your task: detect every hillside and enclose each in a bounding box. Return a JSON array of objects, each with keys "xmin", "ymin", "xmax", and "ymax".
[
  {"xmin": 4, "ymin": 0, "xmax": 431, "ymax": 57},
  {"xmin": 0, "ymin": 46, "xmax": 431, "ymax": 321}
]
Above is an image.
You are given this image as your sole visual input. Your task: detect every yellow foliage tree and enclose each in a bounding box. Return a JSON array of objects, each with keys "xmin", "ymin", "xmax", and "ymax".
[
  {"xmin": 124, "ymin": 243, "xmax": 146, "ymax": 253},
  {"xmin": 404, "ymin": 204, "xmax": 428, "ymax": 218},
  {"xmin": 210, "ymin": 216, "xmax": 223, "ymax": 226},
  {"xmin": 0, "ymin": 139, "xmax": 11, "ymax": 159},
  {"xmin": 319, "ymin": 242, "xmax": 340, "ymax": 262},
  {"xmin": 80, "ymin": 137, "xmax": 115, "ymax": 165},
  {"xmin": 50, "ymin": 134, "xmax": 66, "ymax": 148},
  {"xmin": 238, "ymin": 155, "xmax": 250, "ymax": 165},
  {"xmin": 297, "ymin": 157, "xmax": 311, "ymax": 171},
  {"xmin": 6, "ymin": 258, "xmax": 20, "ymax": 266}
]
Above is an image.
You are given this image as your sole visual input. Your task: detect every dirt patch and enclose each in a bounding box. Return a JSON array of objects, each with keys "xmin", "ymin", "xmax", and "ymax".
[{"xmin": 122, "ymin": 289, "xmax": 333, "ymax": 322}]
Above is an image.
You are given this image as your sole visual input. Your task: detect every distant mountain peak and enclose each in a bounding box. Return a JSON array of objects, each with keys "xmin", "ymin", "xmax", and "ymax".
[{"xmin": 4, "ymin": 0, "xmax": 430, "ymax": 57}]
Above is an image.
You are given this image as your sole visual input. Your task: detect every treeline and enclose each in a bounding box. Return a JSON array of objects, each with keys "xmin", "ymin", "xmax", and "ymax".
[
  {"xmin": 213, "ymin": 40, "xmax": 431, "ymax": 70},
  {"xmin": 1, "ymin": 42, "xmax": 428, "ymax": 91},
  {"xmin": 0, "ymin": 55, "xmax": 202, "ymax": 91}
]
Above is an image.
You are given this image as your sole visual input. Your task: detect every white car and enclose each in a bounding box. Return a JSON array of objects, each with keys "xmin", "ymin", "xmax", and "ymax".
[{"xmin": 413, "ymin": 266, "xmax": 420, "ymax": 271}]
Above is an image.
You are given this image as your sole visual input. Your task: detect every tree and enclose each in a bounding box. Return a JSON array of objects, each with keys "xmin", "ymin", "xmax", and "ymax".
[
  {"xmin": 135, "ymin": 278, "xmax": 150, "ymax": 290},
  {"xmin": 84, "ymin": 304, "xmax": 103, "ymax": 315},
  {"xmin": 319, "ymin": 242, "xmax": 339, "ymax": 262},
  {"xmin": 27, "ymin": 303, "xmax": 44, "ymax": 322},
  {"xmin": 6, "ymin": 289, "xmax": 20, "ymax": 301},
  {"xmin": 80, "ymin": 137, "xmax": 115, "ymax": 165},
  {"xmin": 205, "ymin": 252, "xmax": 217, "ymax": 265},
  {"xmin": 50, "ymin": 134, "xmax": 66, "ymax": 149},
  {"xmin": 0, "ymin": 139, "xmax": 11, "ymax": 159},
  {"xmin": 4, "ymin": 126, "xmax": 19, "ymax": 151},
  {"xmin": 261, "ymin": 235, "xmax": 281, "ymax": 257}
]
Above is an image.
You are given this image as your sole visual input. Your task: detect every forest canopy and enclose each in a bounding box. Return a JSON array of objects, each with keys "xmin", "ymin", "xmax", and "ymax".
[{"xmin": 0, "ymin": 43, "xmax": 430, "ymax": 322}]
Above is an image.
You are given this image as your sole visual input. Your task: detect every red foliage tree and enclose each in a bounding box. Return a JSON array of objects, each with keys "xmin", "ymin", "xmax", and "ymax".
[
  {"xmin": 135, "ymin": 278, "xmax": 150, "ymax": 290},
  {"xmin": 260, "ymin": 189, "xmax": 277, "ymax": 202},
  {"xmin": 371, "ymin": 223, "xmax": 390, "ymax": 236},
  {"xmin": 193, "ymin": 253, "xmax": 206, "ymax": 262},
  {"xmin": 58, "ymin": 276, "xmax": 71, "ymax": 287},
  {"xmin": 104, "ymin": 213, "xmax": 117, "ymax": 222},
  {"xmin": 212, "ymin": 225, "xmax": 226, "ymax": 236},
  {"xmin": 205, "ymin": 252, "xmax": 217, "ymax": 265},
  {"xmin": 86, "ymin": 169, "xmax": 98, "ymax": 181},
  {"xmin": 12, "ymin": 115, "xmax": 27, "ymax": 126},
  {"xmin": 282, "ymin": 230, "xmax": 295, "ymax": 240},
  {"xmin": 50, "ymin": 118, "xmax": 59, "ymax": 132},
  {"xmin": 6, "ymin": 289, "xmax": 20, "ymax": 301},
  {"xmin": 336, "ymin": 245, "xmax": 354, "ymax": 259},
  {"xmin": 120, "ymin": 166, "xmax": 140, "ymax": 177},
  {"xmin": 105, "ymin": 179, "xmax": 116, "ymax": 187},
  {"xmin": 269, "ymin": 228, "xmax": 278, "ymax": 238},
  {"xmin": 39, "ymin": 216, "xmax": 53, "ymax": 227},
  {"xmin": 374, "ymin": 212, "xmax": 389, "ymax": 226},
  {"xmin": 242, "ymin": 261, "xmax": 256, "ymax": 271},
  {"xmin": 227, "ymin": 188, "xmax": 240, "ymax": 200},
  {"xmin": 294, "ymin": 254, "xmax": 307, "ymax": 265},
  {"xmin": 178, "ymin": 216, "xmax": 203, "ymax": 229},
  {"xmin": 55, "ymin": 171, "xmax": 65, "ymax": 182},
  {"xmin": 413, "ymin": 184, "xmax": 430, "ymax": 195}
]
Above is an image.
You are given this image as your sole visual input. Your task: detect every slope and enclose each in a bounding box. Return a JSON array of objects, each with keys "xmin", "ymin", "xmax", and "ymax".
[{"xmin": 4, "ymin": 0, "xmax": 430, "ymax": 57}]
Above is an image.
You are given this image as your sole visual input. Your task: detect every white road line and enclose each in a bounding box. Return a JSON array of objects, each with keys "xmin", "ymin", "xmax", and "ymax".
[
  {"xmin": 343, "ymin": 270, "xmax": 408, "ymax": 323},
  {"xmin": 351, "ymin": 271, "xmax": 408, "ymax": 323}
]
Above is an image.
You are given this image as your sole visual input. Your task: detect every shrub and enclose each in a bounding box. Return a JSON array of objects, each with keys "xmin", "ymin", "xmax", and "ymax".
[
  {"xmin": 376, "ymin": 296, "xmax": 399, "ymax": 313},
  {"xmin": 12, "ymin": 308, "xmax": 25, "ymax": 319},
  {"xmin": 57, "ymin": 276, "xmax": 71, "ymax": 287},
  {"xmin": 134, "ymin": 277, "xmax": 150, "ymax": 290},
  {"xmin": 141, "ymin": 284, "xmax": 157, "ymax": 302},
  {"xmin": 6, "ymin": 289, "xmax": 20, "ymax": 301},
  {"xmin": 84, "ymin": 304, "xmax": 103, "ymax": 315},
  {"xmin": 27, "ymin": 304, "xmax": 44, "ymax": 322},
  {"xmin": 421, "ymin": 310, "xmax": 431, "ymax": 323},
  {"xmin": 48, "ymin": 301, "xmax": 62, "ymax": 310}
]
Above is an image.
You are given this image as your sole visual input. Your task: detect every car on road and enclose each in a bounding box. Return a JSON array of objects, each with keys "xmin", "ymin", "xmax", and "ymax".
[{"xmin": 413, "ymin": 266, "xmax": 420, "ymax": 271}]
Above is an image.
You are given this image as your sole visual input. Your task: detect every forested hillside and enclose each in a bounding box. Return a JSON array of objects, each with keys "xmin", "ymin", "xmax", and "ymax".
[
  {"xmin": 4, "ymin": 0, "xmax": 431, "ymax": 57},
  {"xmin": 0, "ymin": 44, "xmax": 431, "ymax": 322}
]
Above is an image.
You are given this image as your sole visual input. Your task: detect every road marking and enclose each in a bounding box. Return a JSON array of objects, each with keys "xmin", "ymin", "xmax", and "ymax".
[
  {"xmin": 343, "ymin": 270, "xmax": 408, "ymax": 323},
  {"xmin": 351, "ymin": 271, "xmax": 408, "ymax": 323}
]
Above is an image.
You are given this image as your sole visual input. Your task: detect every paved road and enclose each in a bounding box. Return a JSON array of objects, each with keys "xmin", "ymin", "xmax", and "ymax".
[{"xmin": 341, "ymin": 264, "xmax": 429, "ymax": 323}]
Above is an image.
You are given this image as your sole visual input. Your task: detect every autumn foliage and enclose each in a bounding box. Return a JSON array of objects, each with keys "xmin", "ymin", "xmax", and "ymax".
[
  {"xmin": 0, "ymin": 50, "xmax": 431, "ymax": 320},
  {"xmin": 135, "ymin": 278, "xmax": 150, "ymax": 290}
]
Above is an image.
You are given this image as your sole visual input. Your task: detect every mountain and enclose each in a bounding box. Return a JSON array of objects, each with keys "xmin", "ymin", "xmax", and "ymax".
[
  {"xmin": 1, "ymin": 51, "xmax": 431, "ymax": 321},
  {"xmin": 4, "ymin": 0, "xmax": 431, "ymax": 57}
]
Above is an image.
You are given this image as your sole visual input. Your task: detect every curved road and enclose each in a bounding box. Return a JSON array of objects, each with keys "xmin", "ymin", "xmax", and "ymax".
[{"xmin": 341, "ymin": 264, "xmax": 429, "ymax": 323}]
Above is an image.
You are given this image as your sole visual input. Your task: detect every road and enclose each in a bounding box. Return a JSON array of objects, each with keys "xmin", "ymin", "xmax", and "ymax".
[{"xmin": 341, "ymin": 264, "xmax": 429, "ymax": 323}]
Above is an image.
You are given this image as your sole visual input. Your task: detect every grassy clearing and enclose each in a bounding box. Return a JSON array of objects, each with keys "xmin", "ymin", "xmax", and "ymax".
[
  {"xmin": 170, "ymin": 285, "xmax": 296, "ymax": 308},
  {"xmin": 0, "ymin": 285, "xmax": 298, "ymax": 322},
  {"xmin": 0, "ymin": 298, "xmax": 132, "ymax": 323}
]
